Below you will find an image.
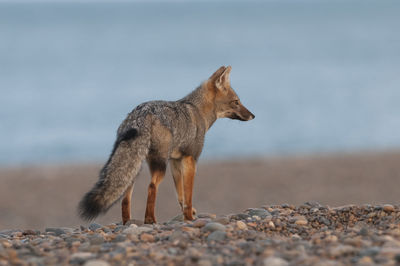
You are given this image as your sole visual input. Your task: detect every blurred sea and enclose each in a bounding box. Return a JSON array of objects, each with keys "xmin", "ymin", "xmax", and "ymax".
[{"xmin": 0, "ymin": 0, "xmax": 399, "ymax": 165}]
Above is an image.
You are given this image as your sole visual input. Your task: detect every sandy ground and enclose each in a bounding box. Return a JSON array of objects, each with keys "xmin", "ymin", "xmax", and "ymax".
[{"xmin": 0, "ymin": 151, "xmax": 399, "ymax": 230}]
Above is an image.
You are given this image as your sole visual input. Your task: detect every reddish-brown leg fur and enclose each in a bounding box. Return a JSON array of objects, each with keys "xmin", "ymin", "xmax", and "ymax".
[
  {"xmin": 171, "ymin": 159, "xmax": 197, "ymax": 216},
  {"xmin": 181, "ymin": 156, "xmax": 196, "ymax": 221},
  {"xmin": 121, "ymin": 184, "xmax": 134, "ymax": 225},
  {"xmin": 144, "ymin": 166, "xmax": 166, "ymax": 224}
]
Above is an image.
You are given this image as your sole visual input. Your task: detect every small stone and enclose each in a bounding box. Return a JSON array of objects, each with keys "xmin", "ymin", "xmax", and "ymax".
[
  {"xmin": 45, "ymin": 227, "xmax": 73, "ymax": 236},
  {"xmin": 193, "ymin": 219, "xmax": 208, "ymax": 228},
  {"xmin": 169, "ymin": 230, "xmax": 187, "ymax": 242},
  {"xmin": 318, "ymin": 217, "xmax": 331, "ymax": 226},
  {"xmin": 88, "ymin": 235, "xmax": 104, "ymax": 245},
  {"xmin": 325, "ymin": 235, "xmax": 338, "ymax": 242},
  {"xmin": 113, "ymin": 225, "xmax": 127, "ymax": 233},
  {"xmin": 295, "ymin": 219, "xmax": 308, "ymax": 226},
  {"xmin": 230, "ymin": 213, "xmax": 250, "ymax": 220},
  {"xmin": 291, "ymin": 234, "xmax": 301, "ymax": 240},
  {"xmin": 125, "ymin": 219, "xmax": 144, "ymax": 226},
  {"xmin": 213, "ymin": 216, "xmax": 229, "ymax": 225},
  {"xmin": 112, "ymin": 234, "xmax": 126, "ymax": 242},
  {"xmin": 1, "ymin": 240, "xmax": 12, "ymax": 248},
  {"xmin": 207, "ymin": 231, "xmax": 226, "ymax": 242},
  {"xmin": 140, "ymin": 233, "xmax": 154, "ymax": 242},
  {"xmin": 22, "ymin": 229, "xmax": 37, "ymax": 235},
  {"xmin": 268, "ymin": 221, "xmax": 275, "ymax": 229},
  {"xmin": 359, "ymin": 227, "xmax": 369, "ymax": 236},
  {"xmin": 88, "ymin": 223, "xmax": 103, "ymax": 231},
  {"xmin": 186, "ymin": 247, "xmax": 202, "ymax": 257},
  {"xmin": 168, "ymin": 247, "xmax": 178, "ymax": 255},
  {"xmin": 122, "ymin": 226, "xmax": 152, "ymax": 235},
  {"xmin": 247, "ymin": 208, "xmax": 270, "ymax": 218},
  {"xmin": 198, "ymin": 259, "xmax": 212, "ymax": 266},
  {"xmin": 70, "ymin": 252, "xmax": 95, "ymax": 264},
  {"xmin": 236, "ymin": 221, "xmax": 247, "ymax": 230},
  {"xmin": 197, "ymin": 213, "xmax": 217, "ymax": 219},
  {"xmin": 329, "ymin": 245, "xmax": 356, "ymax": 257},
  {"xmin": 263, "ymin": 257, "xmax": 289, "ymax": 266},
  {"xmin": 84, "ymin": 260, "xmax": 110, "ymax": 266},
  {"xmin": 202, "ymin": 222, "xmax": 226, "ymax": 232},
  {"xmin": 360, "ymin": 247, "xmax": 380, "ymax": 257},
  {"xmin": 358, "ymin": 256, "xmax": 373, "ymax": 264},
  {"xmin": 291, "ymin": 216, "xmax": 308, "ymax": 225},
  {"xmin": 383, "ymin": 204, "xmax": 395, "ymax": 212},
  {"xmin": 0, "ymin": 229, "xmax": 21, "ymax": 236}
]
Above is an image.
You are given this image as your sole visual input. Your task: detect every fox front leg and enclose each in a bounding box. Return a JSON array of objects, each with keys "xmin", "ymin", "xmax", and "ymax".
[
  {"xmin": 171, "ymin": 158, "xmax": 197, "ymax": 219},
  {"xmin": 181, "ymin": 156, "xmax": 196, "ymax": 221}
]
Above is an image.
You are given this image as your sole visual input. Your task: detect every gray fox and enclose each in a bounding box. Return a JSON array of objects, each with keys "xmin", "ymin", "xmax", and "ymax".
[{"xmin": 78, "ymin": 66, "xmax": 255, "ymax": 224}]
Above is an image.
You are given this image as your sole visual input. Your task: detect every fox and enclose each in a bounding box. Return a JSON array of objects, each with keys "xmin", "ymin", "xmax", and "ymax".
[{"xmin": 78, "ymin": 66, "xmax": 255, "ymax": 224}]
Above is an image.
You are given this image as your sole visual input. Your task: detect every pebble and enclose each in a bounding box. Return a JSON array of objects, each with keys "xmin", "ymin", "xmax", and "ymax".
[
  {"xmin": 383, "ymin": 204, "xmax": 395, "ymax": 212},
  {"xmin": 193, "ymin": 219, "xmax": 208, "ymax": 228},
  {"xmin": 207, "ymin": 231, "xmax": 226, "ymax": 242},
  {"xmin": 247, "ymin": 208, "xmax": 270, "ymax": 218},
  {"xmin": 88, "ymin": 223, "xmax": 103, "ymax": 231},
  {"xmin": 122, "ymin": 226, "xmax": 152, "ymax": 235},
  {"xmin": 213, "ymin": 216, "xmax": 230, "ymax": 225},
  {"xmin": 230, "ymin": 213, "xmax": 250, "ymax": 220},
  {"xmin": 168, "ymin": 230, "xmax": 187, "ymax": 242},
  {"xmin": 236, "ymin": 221, "xmax": 247, "ymax": 230},
  {"xmin": 45, "ymin": 227, "xmax": 73, "ymax": 236},
  {"xmin": 70, "ymin": 252, "xmax": 94, "ymax": 262},
  {"xmin": 140, "ymin": 233, "xmax": 154, "ymax": 242},
  {"xmin": 202, "ymin": 222, "xmax": 226, "ymax": 232},
  {"xmin": 263, "ymin": 257, "xmax": 289, "ymax": 266},
  {"xmin": 112, "ymin": 234, "xmax": 126, "ymax": 243},
  {"xmin": 197, "ymin": 213, "xmax": 217, "ymax": 219},
  {"xmin": 329, "ymin": 245, "xmax": 356, "ymax": 257},
  {"xmin": 359, "ymin": 246, "xmax": 380, "ymax": 257},
  {"xmin": 295, "ymin": 219, "xmax": 308, "ymax": 226},
  {"xmin": 2, "ymin": 202, "xmax": 400, "ymax": 265},
  {"xmin": 88, "ymin": 235, "xmax": 104, "ymax": 245},
  {"xmin": 84, "ymin": 260, "xmax": 110, "ymax": 266}
]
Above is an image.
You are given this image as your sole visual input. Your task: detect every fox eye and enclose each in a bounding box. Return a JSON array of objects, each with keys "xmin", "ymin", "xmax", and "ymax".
[{"xmin": 233, "ymin": 100, "xmax": 240, "ymax": 106}]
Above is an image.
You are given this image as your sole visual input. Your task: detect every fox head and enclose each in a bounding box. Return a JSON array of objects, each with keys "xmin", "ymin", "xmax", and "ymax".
[{"xmin": 206, "ymin": 66, "xmax": 255, "ymax": 121}]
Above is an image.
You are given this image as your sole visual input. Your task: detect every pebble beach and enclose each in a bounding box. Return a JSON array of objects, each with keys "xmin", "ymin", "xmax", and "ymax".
[{"xmin": 2, "ymin": 202, "xmax": 400, "ymax": 265}]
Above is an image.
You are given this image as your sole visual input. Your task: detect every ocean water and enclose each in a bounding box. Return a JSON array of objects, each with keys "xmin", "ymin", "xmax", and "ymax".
[{"xmin": 0, "ymin": 0, "xmax": 399, "ymax": 165}]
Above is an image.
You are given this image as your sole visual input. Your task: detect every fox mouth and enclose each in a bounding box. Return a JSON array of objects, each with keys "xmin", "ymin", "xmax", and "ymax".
[{"xmin": 229, "ymin": 113, "xmax": 254, "ymax": 121}]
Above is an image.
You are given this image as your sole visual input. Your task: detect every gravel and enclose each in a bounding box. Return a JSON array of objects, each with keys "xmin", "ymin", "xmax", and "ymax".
[{"xmin": 1, "ymin": 203, "xmax": 400, "ymax": 265}]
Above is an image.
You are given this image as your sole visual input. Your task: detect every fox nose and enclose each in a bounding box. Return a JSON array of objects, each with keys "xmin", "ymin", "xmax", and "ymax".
[{"xmin": 248, "ymin": 112, "xmax": 255, "ymax": 120}]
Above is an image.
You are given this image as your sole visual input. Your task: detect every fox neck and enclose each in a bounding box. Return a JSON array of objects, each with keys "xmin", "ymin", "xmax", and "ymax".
[{"xmin": 180, "ymin": 83, "xmax": 217, "ymax": 131}]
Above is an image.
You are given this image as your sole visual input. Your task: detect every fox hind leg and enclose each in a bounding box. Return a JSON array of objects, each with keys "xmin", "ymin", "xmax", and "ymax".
[
  {"xmin": 171, "ymin": 159, "xmax": 197, "ymax": 217},
  {"xmin": 121, "ymin": 184, "xmax": 134, "ymax": 225},
  {"xmin": 144, "ymin": 159, "xmax": 167, "ymax": 224}
]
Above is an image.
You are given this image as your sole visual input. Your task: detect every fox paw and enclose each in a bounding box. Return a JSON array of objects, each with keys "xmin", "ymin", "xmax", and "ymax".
[
  {"xmin": 183, "ymin": 206, "xmax": 196, "ymax": 221},
  {"xmin": 144, "ymin": 216, "xmax": 156, "ymax": 224}
]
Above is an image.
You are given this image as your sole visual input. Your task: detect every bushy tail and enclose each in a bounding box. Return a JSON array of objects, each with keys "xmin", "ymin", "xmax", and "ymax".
[{"xmin": 78, "ymin": 128, "xmax": 150, "ymax": 221}]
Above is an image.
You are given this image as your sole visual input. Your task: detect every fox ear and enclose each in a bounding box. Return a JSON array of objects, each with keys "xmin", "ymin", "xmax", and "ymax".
[
  {"xmin": 209, "ymin": 66, "xmax": 226, "ymax": 81},
  {"xmin": 215, "ymin": 65, "xmax": 231, "ymax": 91}
]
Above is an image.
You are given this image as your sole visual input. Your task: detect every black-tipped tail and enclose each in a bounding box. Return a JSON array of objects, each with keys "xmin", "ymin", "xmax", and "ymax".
[
  {"xmin": 77, "ymin": 127, "xmax": 151, "ymax": 222},
  {"xmin": 78, "ymin": 188, "xmax": 107, "ymax": 221}
]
